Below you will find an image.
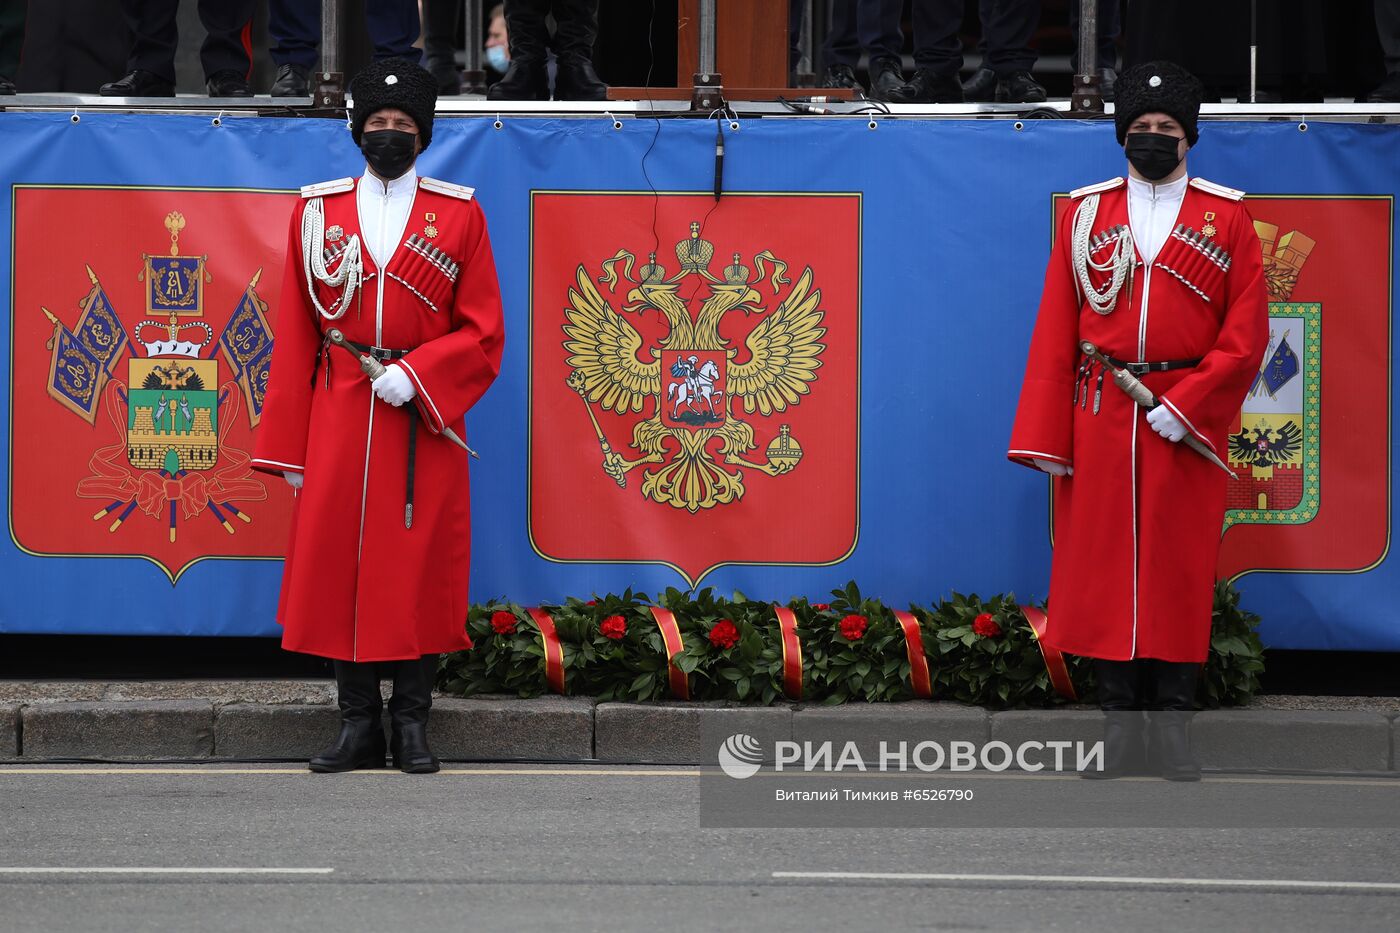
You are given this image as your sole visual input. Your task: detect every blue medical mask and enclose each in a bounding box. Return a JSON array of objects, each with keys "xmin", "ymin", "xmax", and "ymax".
[{"xmin": 485, "ymin": 45, "xmax": 509, "ymax": 74}]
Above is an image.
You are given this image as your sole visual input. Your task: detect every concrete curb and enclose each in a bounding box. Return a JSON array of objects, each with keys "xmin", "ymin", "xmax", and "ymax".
[
  {"xmin": 22, "ymin": 701, "xmax": 215, "ymax": 760},
  {"xmin": 2, "ymin": 705, "xmax": 17, "ymax": 758},
  {"xmin": 1, "ymin": 690, "xmax": 1396, "ymax": 772}
]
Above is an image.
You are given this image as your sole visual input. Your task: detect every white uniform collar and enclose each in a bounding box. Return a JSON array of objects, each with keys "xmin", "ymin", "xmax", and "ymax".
[
  {"xmin": 360, "ymin": 165, "xmax": 418, "ymax": 198},
  {"xmin": 1126, "ymin": 171, "xmax": 1189, "ymax": 202}
]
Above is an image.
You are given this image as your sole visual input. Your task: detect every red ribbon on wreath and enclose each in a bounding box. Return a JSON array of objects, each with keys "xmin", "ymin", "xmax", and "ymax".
[
  {"xmin": 1020, "ymin": 605, "xmax": 1077, "ymax": 701},
  {"xmin": 525, "ymin": 607, "xmax": 566, "ymax": 694},
  {"xmin": 891, "ymin": 610, "xmax": 934, "ymax": 699},
  {"xmin": 772, "ymin": 606, "xmax": 804, "ymax": 700},
  {"xmin": 647, "ymin": 607, "xmax": 690, "ymax": 699}
]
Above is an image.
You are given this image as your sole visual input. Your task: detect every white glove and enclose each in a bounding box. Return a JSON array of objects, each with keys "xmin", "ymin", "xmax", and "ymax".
[
  {"xmin": 1032, "ymin": 458, "xmax": 1073, "ymax": 477},
  {"xmin": 371, "ymin": 362, "xmax": 417, "ymax": 407},
  {"xmin": 283, "ymin": 471, "xmax": 303, "ymax": 490},
  {"xmin": 1146, "ymin": 404, "xmax": 1188, "ymax": 442}
]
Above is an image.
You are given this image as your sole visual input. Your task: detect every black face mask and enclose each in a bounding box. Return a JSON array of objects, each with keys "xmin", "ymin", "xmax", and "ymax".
[
  {"xmin": 361, "ymin": 129, "xmax": 418, "ymax": 180},
  {"xmin": 1124, "ymin": 131, "xmax": 1184, "ymax": 181}
]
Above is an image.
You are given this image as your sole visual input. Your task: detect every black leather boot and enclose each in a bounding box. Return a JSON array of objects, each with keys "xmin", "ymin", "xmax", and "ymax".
[
  {"xmin": 1081, "ymin": 659, "xmax": 1148, "ymax": 780},
  {"xmin": 553, "ymin": 57, "xmax": 608, "ymax": 101},
  {"xmin": 309, "ymin": 660, "xmax": 386, "ymax": 773},
  {"xmin": 389, "ymin": 655, "xmax": 441, "ymax": 774},
  {"xmin": 488, "ymin": 0, "xmax": 551, "ymax": 101},
  {"xmin": 1149, "ymin": 661, "xmax": 1203, "ymax": 781},
  {"xmin": 486, "ymin": 59, "xmax": 549, "ymax": 101}
]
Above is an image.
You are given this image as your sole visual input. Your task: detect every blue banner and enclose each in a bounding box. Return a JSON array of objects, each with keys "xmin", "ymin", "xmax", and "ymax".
[{"xmin": 0, "ymin": 112, "xmax": 1394, "ymax": 651}]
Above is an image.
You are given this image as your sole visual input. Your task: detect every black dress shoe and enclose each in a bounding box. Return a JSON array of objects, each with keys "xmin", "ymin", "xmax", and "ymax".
[
  {"xmin": 997, "ymin": 71, "xmax": 1047, "ymax": 104},
  {"xmin": 961, "ymin": 66, "xmax": 997, "ymax": 102},
  {"xmin": 820, "ymin": 64, "xmax": 863, "ymax": 94},
  {"xmin": 308, "ymin": 720, "xmax": 388, "ymax": 773},
  {"xmin": 206, "ymin": 69, "xmax": 252, "ymax": 97},
  {"xmin": 867, "ymin": 57, "xmax": 904, "ymax": 102},
  {"xmin": 269, "ymin": 63, "xmax": 310, "ymax": 97},
  {"xmin": 886, "ymin": 67, "xmax": 964, "ymax": 104},
  {"xmin": 553, "ymin": 57, "xmax": 607, "ymax": 101},
  {"xmin": 0, "ymin": 75, "xmax": 14, "ymax": 95},
  {"xmin": 99, "ymin": 69, "xmax": 174, "ymax": 97},
  {"xmin": 486, "ymin": 59, "xmax": 549, "ymax": 101}
]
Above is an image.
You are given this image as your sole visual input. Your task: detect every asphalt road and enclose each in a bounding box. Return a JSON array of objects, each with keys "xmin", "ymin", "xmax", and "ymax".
[{"xmin": 1, "ymin": 764, "xmax": 1398, "ymax": 932}]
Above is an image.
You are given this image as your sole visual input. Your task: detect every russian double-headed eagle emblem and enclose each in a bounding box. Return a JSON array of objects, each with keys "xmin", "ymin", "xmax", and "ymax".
[{"xmin": 562, "ymin": 221, "xmax": 826, "ymax": 512}]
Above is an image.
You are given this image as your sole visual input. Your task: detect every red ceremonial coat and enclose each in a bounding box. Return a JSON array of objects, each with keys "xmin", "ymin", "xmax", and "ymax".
[
  {"xmin": 253, "ymin": 174, "xmax": 505, "ymax": 661},
  {"xmin": 1008, "ymin": 176, "xmax": 1268, "ymax": 663}
]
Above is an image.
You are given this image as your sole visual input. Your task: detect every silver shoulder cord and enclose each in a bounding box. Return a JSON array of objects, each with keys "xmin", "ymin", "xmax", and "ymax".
[
  {"xmin": 1070, "ymin": 192, "xmax": 1133, "ymax": 316},
  {"xmin": 301, "ymin": 195, "xmax": 363, "ymax": 321}
]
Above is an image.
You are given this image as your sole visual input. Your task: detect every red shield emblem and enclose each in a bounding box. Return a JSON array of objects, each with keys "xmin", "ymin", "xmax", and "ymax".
[
  {"xmin": 529, "ymin": 192, "xmax": 860, "ymax": 586},
  {"xmin": 1216, "ymin": 196, "xmax": 1391, "ymax": 579},
  {"xmin": 10, "ymin": 186, "xmax": 294, "ymax": 582}
]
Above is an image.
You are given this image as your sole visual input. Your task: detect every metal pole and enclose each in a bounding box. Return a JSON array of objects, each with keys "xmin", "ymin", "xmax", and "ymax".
[
  {"xmin": 699, "ymin": 0, "xmax": 717, "ymax": 76},
  {"xmin": 691, "ymin": 0, "xmax": 723, "ymax": 111},
  {"xmin": 813, "ymin": 0, "xmax": 830, "ymax": 75},
  {"xmin": 1070, "ymin": 0, "xmax": 1103, "ymax": 115},
  {"xmin": 798, "ymin": 0, "xmax": 814, "ymax": 85},
  {"xmin": 463, "ymin": 0, "xmax": 486, "ymax": 96},
  {"xmin": 1249, "ymin": 0, "xmax": 1258, "ymax": 103},
  {"xmin": 316, "ymin": 0, "xmax": 344, "ymax": 108}
]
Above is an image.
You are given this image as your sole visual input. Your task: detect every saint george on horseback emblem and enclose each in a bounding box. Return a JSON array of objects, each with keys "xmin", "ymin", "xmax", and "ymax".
[{"xmin": 664, "ymin": 352, "xmax": 724, "ymax": 427}]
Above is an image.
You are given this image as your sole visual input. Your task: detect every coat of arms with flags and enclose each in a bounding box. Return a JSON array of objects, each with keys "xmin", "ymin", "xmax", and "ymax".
[{"xmin": 11, "ymin": 187, "xmax": 294, "ymax": 582}]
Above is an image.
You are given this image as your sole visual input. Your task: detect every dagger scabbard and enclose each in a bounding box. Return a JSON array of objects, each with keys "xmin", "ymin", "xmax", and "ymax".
[
  {"xmin": 325, "ymin": 328, "xmax": 480, "ymax": 460},
  {"xmin": 1079, "ymin": 341, "xmax": 1236, "ymax": 479}
]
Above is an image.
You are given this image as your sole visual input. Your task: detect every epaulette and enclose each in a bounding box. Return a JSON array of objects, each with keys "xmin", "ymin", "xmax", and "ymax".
[
  {"xmin": 419, "ymin": 176, "xmax": 476, "ymax": 201},
  {"xmin": 1069, "ymin": 177, "xmax": 1125, "ymax": 199},
  {"xmin": 300, "ymin": 177, "xmax": 355, "ymax": 199},
  {"xmin": 1189, "ymin": 177, "xmax": 1245, "ymax": 201}
]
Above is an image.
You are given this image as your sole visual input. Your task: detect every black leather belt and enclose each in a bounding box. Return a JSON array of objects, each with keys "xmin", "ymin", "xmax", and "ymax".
[
  {"xmin": 343, "ymin": 338, "xmax": 410, "ymax": 362},
  {"xmin": 1104, "ymin": 354, "xmax": 1201, "ymax": 375}
]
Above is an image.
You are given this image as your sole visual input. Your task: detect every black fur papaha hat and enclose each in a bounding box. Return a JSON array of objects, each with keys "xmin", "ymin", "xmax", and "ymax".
[
  {"xmin": 1115, "ymin": 61, "xmax": 1204, "ymax": 146},
  {"xmin": 350, "ymin": 58, "xmax": 438, "ymax": 150}
]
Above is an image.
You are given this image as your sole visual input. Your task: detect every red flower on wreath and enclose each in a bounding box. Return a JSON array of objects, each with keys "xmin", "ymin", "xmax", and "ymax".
[
  {"xmin": 811, "ymin": 603, "xmax": 831, "ymax": 611},
  {"xmin": 973, "ymin": 612, "xmax": 1003, "ymax": 638},
  {"xmin": 490, "ymin": 610, "xmax": 517, "ymax": 635},
  {"xmin": 839, "ymin": 614, "xmax": 868, "ymax": 640},
  {"xmin": 600, "ymin": 614, "xmax": 627, "ymax": 640},
  {"xmin": 586, "ymin": 600, "xmax": 598, "ymax": 606},
  {"xmin": 708, "ymin": 618, "xmax": 740, "ymax": 650}
]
